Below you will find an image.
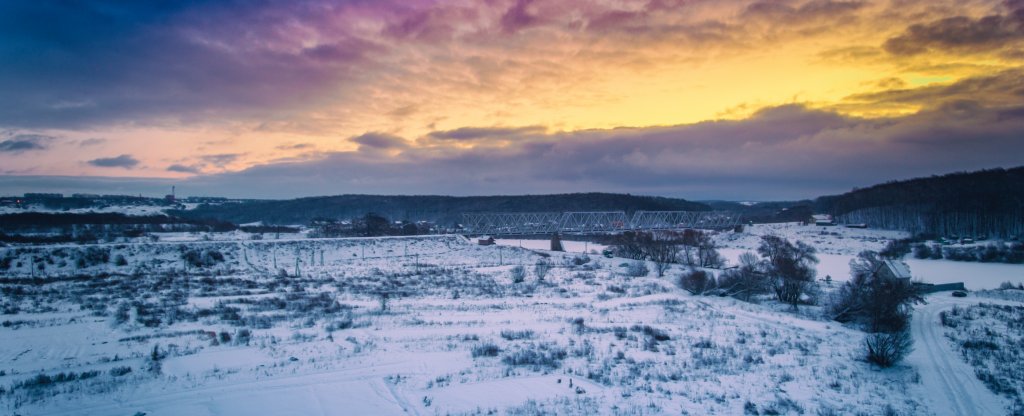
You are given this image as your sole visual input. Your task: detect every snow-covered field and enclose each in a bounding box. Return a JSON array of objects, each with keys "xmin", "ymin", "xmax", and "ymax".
[
  {"xmin": 501, "ymin": 223, "xmax": 1024, "ymax": 290},
  {"xmin": 2, "ymin": 223, "xmax": 1023, "ymax": 415}
]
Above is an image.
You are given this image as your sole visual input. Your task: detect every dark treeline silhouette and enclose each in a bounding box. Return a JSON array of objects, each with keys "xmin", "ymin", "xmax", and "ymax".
[
  {"xmin": 0, "ymin": 212, "xmax": 233, "ymax": 229},
  {"xmin": 814, "ymin": 167, "xmax": 1024, "ymax": 238},
  {"xmin": 172, "ymin": 193, "xmax": 710, "ymax": 226},
  {"xmin": 0, "ymin": 212, "xmax": 236, "ymax": 243}
]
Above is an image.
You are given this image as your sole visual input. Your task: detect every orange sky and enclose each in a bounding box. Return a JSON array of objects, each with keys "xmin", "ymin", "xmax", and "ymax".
[{"xmin": 0, "ymin": 0, "xmax": 1022, "ymax": 198}]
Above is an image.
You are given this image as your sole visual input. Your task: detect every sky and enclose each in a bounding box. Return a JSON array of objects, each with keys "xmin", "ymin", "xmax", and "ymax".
[{"xmin": 0, "ymin": 0, "xmax": 1022, "ymax": 200}]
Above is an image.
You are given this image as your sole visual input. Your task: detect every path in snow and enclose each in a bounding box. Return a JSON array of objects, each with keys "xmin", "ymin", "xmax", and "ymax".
[{"xmin": 908, "ymin": 294, "xmax": 1013, "ymax": 416}]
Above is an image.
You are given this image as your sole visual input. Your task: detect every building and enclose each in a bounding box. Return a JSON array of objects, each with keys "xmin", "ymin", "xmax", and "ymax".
[
  {"xmin": 811, "ymin": 214, "xmax": 835, "ymax": 226},
  {"xmin": 164, "ymin": 186, "xmax": 176, "ymax": 203},
  {"xmin": 879, "ymin": 259, "xmax": 913, "ymax": 281}
]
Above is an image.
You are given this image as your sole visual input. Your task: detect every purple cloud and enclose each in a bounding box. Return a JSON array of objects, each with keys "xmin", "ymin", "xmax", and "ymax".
[
  {"xmin": 88, "ymin": 154, "xmax": 139, "ymax": 169},
  {"xmin": 169, "ymin": 101, "xmax": 1024, "ymax": 200},
  {"xmin": 350, "ymin": 132, "xmax": 408, "ymax": 150},
  {"xmin": 427, "ymin": 126, "xmax": 546, "ymax": 141},
  {"xmin": 884, "ymin": 1, "xmax": 1024, "ymax": 56},
  {"xmin": 0, "ymin": 134, "xmax": 54, "ymax": 153},
  {"xmin": 167, "ymin": 164, "xmax": 202, "ymax": 174}
]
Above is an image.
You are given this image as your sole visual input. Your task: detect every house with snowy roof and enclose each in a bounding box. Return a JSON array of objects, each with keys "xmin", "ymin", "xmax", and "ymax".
[{"xmin": 879, "ymin": 259, "xmax": 913, "ymax": 281}]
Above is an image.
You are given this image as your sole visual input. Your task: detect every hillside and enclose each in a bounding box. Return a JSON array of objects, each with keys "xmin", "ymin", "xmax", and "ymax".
[
  {"xmin": 814, "ymin": 167, "xmax": 1024, "ymax": 237},
  {"xmin": 172, "ymin": 193, "xmax": 710, "ymax": 226},
  {"xmin": 701, "ymin": 200, "xmax": 814, "ymax": 224}
]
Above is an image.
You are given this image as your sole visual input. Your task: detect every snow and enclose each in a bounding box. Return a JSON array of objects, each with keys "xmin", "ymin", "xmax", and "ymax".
[
  {"xmin": 907, "ymin": 294, "xmax": 1016, "ymax": 415},
  {"xmin": 2, "ymin": 222, "xmax": 1023, "ymax": 415},
  {"xmin": 496, "ymin": 238, "xmax": 606, "ymax": 254}
]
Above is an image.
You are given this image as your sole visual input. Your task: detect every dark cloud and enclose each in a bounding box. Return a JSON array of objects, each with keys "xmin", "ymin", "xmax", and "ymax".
[
  {"xmin": 883, "ymin": 2, "xmax": 1024, "ymax": 56},
  {"xmin": 0, "ymin": 0, "xmax": 375, "ymax": 129},
  {"xmin": 387, "ymin": 104, "xmax": 418, "ymax": 118},
  {"xmin": 844, "ymin": 69, "xmax": 1024, "ymax": 109},
  {"xmin": 276, "ymin": 143, "xmax": 315, "ymax": 151},
  {"xmin": 301, "ymin": 38, "xmax": 378, "ymax": 63},
  {"xmin": 0, "ymin": 175, "xmax": 177, "ymax": 197},
  {"xmin": 384, "ymin": 9, "xmax": 450, "ymax": 41},
  {"xmin": 0, "ymin": 134, "xmax": 54, "ymax": 153},
  {"xmin": 350, "ymin": 132, "xmax": 408, "ymax": 150},
  {"xmin": 156, "ymin": 101, "xmax": 1024, "ymax": 200},
  {"xmin": 87, "ymin": 154, "xmax": 139, "ymax": 169},
  {"xmin": 500, "ymin": 0, "xmax": 543, "ymax": 33},
  {"xmin": 78, "ymin": 138, "xmax": 106, "ymax": 147},
  {"xmin": 5, "ymin": 99, "xmax": 1022, "ymax": 200},
  {"xmin": 167, "ymin": 164, "xmax": 202, "ymax": 174},
  {"xmin": 427, "ymin": 126, "xmax": 546, "ymax": 141},
  {"xmin": 199, "ymin": 153, "xmax": 242, "ymax": 168},
  {"xmin": 744, "ymin": 0, "xmax": 866, "ymax": 23}
]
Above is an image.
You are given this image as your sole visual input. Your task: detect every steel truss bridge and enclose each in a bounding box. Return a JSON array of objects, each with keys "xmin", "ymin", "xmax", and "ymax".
[{"xmin": 461, "ymin": 211, "xmax": 742, "ymax": 236}]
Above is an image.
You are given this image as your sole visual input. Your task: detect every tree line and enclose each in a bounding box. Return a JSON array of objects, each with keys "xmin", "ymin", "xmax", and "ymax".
[{"xmin": 817, "ymin": 167, "xmax": 1024, "ymax": 238}]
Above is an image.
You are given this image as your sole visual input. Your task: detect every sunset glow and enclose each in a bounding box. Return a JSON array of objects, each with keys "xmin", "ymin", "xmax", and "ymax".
[{"xmin": 1, "ymin": 0, "xmax": 1022, "ymax": 199}]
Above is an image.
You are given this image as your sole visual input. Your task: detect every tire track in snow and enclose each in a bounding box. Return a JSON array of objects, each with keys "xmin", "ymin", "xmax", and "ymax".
[{"xmin": 908, "ymin": 295, "xmax": 1012, "ymax": 416}]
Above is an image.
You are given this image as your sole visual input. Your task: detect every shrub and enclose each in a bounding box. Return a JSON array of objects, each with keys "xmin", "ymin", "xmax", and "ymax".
[
  {"xmin": 182, "ymin": 249, "xmax": 226, "ymax": 268},
  {"xmin": 235, "ymin": 328, "xmax": 252, "ymax": 346},
  {"xmin": 569, "ymin": 317, "xmax": 585, "ymax": 334},
  {"xmin": 109, "ymin": 366, "xmax": 132, "ymax": 377},
  {"xmin": 472, "ymin": 342, "xmax": 502, "ymax": 358},
  {"xmin": 999, "ymin": 281, "xmax": 1024, "ymax": 291},
  {"xmin": 502, "ymin": 343, "xmax": 567, "ymax": 369},
  {"xmin": 571, "ymin": 254, "xmax": 590, "ymax": 266},
  {"xmin": 912, "ymin": 244, "xmax": 932, "ymax": 259},
  {"xmin": 678, "ymin": 269, "xmax": 715, "ymax": 295},
  {"xmin": 76, "ymin": 247, "xmax": 111, "ymax": 268},
  {"xmin": 510, "ymin": 266, "xmax": 526, "ymax": 284},
  {"xmin": 865, "ymin": 330, "xmax": 913, "ymax": 367},
  {"xmin": 533, "ymin": 260, "xmax": 551, "ymax": 281},
  {"xmin": 625, "ymin": 261, "xmax": 649, "ymax": 277},
  {"xmin": 326, "ymin": 315, "xmax": 354, "ymax": 332},
  {"xmin": 15, "ymin": 370, "xmax": 102, "ymax": 390},
  {"xmin": 880, "ymin": 239, "xmax": 912, "ymax": 259},
  {"xmin": 500, "ymin": 329, "xmax": 535, "ymax": 340}
]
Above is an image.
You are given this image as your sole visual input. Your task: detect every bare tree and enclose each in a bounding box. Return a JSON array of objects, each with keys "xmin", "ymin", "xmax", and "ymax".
[
  {"xmin": 717, "ymin": 251, "xmax": 767, "ymax": 301},
  {"xmin": 831, "ymin": 251, "xmax": 923, "ymax": 332},
  {"xmin": 648, "ymin": 231, "xmax": 680, "ymax": 277},
  {"xmin": 757, "ymin": 235, "xmax": 818, "ymax": 309},
  {"xmin": 679, "ymin": 268, "xmax": 715, "ymax": 295}
]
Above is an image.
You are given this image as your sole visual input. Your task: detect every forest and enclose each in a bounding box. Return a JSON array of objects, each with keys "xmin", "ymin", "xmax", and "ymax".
[
  {"xmin": 171, "ymin": 193, "xmax": 710, "ymax": 226},
  {"xmin": 815, "ymin": 167, "xmax": 1024, "ymax": 238}
]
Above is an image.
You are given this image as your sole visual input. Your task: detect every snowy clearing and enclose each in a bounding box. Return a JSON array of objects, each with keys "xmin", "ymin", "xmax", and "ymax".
[{"xmin": 1, "ymin": 223, "xmax": 1022, "ymax": 415}]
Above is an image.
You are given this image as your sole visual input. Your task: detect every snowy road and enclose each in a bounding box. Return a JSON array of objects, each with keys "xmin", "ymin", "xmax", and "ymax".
[{"xmin": 908, "ymin": 294, "xmax": 1013, "ymax": 416}]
